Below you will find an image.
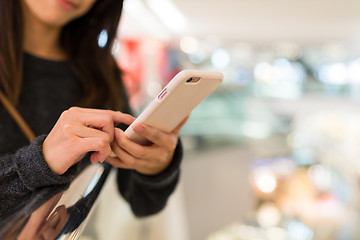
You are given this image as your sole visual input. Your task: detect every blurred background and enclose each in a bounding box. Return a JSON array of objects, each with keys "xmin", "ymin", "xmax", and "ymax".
[{"xmin": 82, "ymin": 0, "xmax": 360, "ymax": 239}]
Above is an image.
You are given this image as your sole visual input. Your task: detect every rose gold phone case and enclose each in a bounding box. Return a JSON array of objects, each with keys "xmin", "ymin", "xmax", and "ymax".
[{"xmin": 125, "ymin": 70, "xmax": 223, "ymax": 145}]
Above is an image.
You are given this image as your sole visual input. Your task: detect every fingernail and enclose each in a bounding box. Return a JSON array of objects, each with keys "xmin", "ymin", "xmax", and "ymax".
[
  {"xmin": 99, "ymin": 153, "xmax": 106, "ymax": 163},
  {"xmin": 90, "ymin": 157, "xmax": 97, "ymax": 164},
  {"xmin": 110, "ymin": 151, "xmax": 117, "ymax": 158},
  {"xmin": 133, "ymin": 124, "xmax": 144, "ymax": 133}
]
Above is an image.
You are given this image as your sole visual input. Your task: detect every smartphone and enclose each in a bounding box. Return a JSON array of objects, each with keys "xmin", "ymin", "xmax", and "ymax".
[{"xmin": 125, "ymin": 70, "xmax": 223, "ymax": 145}]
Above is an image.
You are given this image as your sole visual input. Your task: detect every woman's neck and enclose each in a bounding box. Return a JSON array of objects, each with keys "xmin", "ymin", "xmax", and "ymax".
[{"xmin": 22, "ymin": 5, "xmax": 67, "ymax": 60}]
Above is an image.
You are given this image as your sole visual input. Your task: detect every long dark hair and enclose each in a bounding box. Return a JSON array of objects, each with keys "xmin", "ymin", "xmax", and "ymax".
[{"xmin": 0, "ymin": 0, "xmax": 125, "ymax": 109}]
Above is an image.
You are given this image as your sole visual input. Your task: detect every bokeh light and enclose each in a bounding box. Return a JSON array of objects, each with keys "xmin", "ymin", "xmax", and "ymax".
[
  {"xmin": 254, "ymin": 169, "xmax": 277, "ymax": 193},
  {"xmin": 317, "ymin": 62, "xmax": 347, "ymax": 85},
  {"xmin": 211, "ymin": 48, "xmax": 230, "ymax": 70},
  {"xmin": 180, "ymin": 36, "xmax": 198, "ymax": 54},
  {"xmin": 256, "ymin": 202, "xmax": 282, "ymax": 227},
  {"xmin": 348, "ymin": 58, "xmax": 360, "ymax": 85},
  {"xmin": 97, "ymin": 29, "xmax": 108, "ymax": 48}
]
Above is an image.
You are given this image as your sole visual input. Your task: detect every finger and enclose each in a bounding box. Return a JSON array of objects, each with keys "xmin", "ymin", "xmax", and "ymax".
[
  {"xmin": 112, "ymin": 112, "xmax": 136, "ymax": 126},
  {"xmin": 75, "ymin": 137, "xmax": 112, "ymax": 163},
  {"xmin": 90, "ymin": 151, "xmax": 111, "ymax": 164},
  {"xmin": 65, "ymin": 124, "xmax": 112, "ymax": 142},
  {"xmin": 106, "ymin": 155, "xmax": 151, "ymax": 173},
  {"xmin": 106, "ymin": 156, "xmax": 136, "ymax": 169},
  {"xmin": 64, "ymin": 108, "xmax": 134, "ymax": 141},
  {"xmin": 79, "ymin": 112, "xmax": 133, "ymax": 142},
  {"xmin": 114, "ymin": 127, "xmax": 173, "ymax": 164},
  {"xmin": 111, "ymin": 144, "xmax": 137, "ymax": 165},
  {"xmin": 132, "ymin": 124, "xmax": 177, "ymax": 149},
  {"xmin": 78, "ymin": 113, "xmax": 116, "ymax": 138},
  {"xmin": 112, "ymin": 129, "xmax": 148, "ymax": 163},
  {"xmin": 70, "ymin": 107, "xmax": 135, "ymax": 126},
  {"xmin": 61, "ymin": 109, "xmax": 115, "ymax": 141},
  {"xmin": 113, "ymin": 128, "xmax": 151, "ymax": 160},
  {"xmin": 172, "ymin": 116, "xmax": 189, "ymax": 135},
  {"xmin": 62, "ymin": 124, "xmax": 112, "ymax": 162}
]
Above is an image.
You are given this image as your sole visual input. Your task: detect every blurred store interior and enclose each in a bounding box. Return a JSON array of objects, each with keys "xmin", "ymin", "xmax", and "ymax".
[{"xmin": 82, "ymin": 0, "xmax": 360, "ymax": 239}]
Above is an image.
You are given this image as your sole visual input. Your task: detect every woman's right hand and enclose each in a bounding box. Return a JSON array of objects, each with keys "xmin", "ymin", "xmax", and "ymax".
[{"xmin": 42, "ymin": 107, "xmax": 135, "ymax": 175}]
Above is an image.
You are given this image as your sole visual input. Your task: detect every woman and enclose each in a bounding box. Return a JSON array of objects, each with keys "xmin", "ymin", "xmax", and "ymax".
[{"xmin": 0, "ymin": 0, "xmax": 185, "ymax": 218}]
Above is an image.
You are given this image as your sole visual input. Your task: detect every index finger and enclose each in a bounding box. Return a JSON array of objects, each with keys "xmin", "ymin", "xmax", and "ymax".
[
  {"xmin": 78, "ymin": 111, "xmax": 133, "ymax": 140},
  {"xmin": 74, "ymin": 107, "xmax": 135, "ymax": 126},
  {"xmin": 112, "ymin": 112, "xmax": 136, "ymax": 126}
]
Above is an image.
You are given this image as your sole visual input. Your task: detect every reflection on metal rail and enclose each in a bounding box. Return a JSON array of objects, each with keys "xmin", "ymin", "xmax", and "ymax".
[{"xmin": 0, "ymin": 162, "xmax": 111, "ymax": 240}]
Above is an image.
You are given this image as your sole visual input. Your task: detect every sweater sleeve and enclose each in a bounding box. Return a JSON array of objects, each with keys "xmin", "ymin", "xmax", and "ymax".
[
  {"xmin": 116, "ymin": 139, "xmax": 183, "ymax": 217},
  {"xmin": 0, "ymin": 135, "xmax": 81, "ymax": 217}
]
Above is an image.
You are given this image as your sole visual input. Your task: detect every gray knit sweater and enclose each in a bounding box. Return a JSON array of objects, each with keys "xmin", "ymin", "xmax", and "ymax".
[{"xmin": 0, "ymin": 53, "xmax": 182, "ymax": 218}]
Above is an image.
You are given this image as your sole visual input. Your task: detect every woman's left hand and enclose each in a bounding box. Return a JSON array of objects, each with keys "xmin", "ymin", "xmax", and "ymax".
[{"xmin": 106, "ymin": 118, "xmax": 188, "ymax": 175}]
